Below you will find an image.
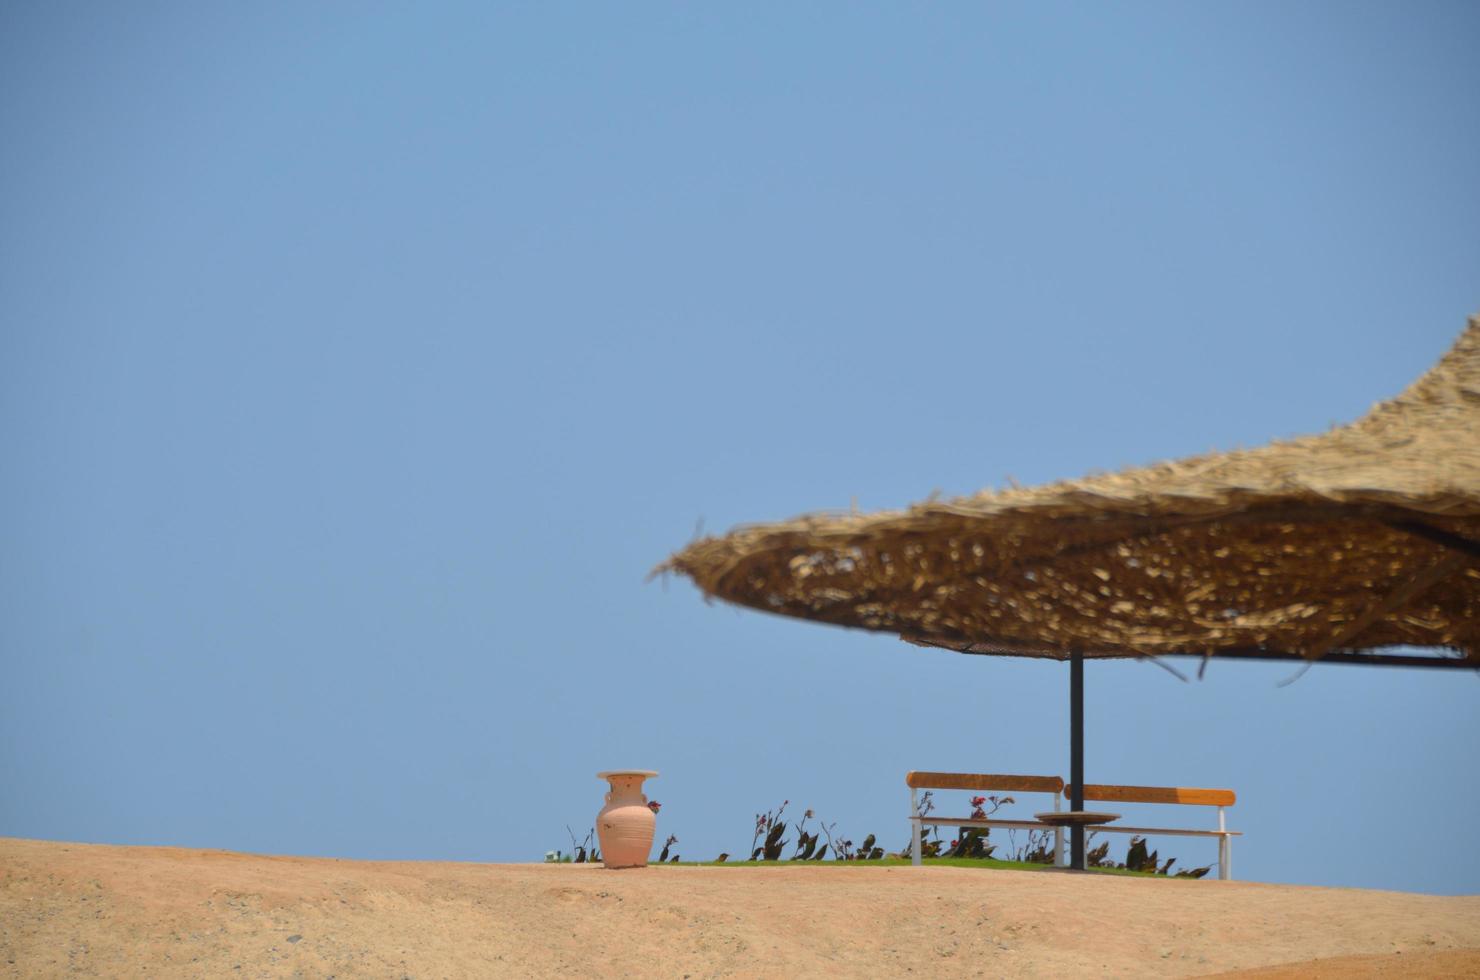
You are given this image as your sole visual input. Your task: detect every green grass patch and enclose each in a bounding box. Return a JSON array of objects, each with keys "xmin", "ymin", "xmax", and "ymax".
[{"xmin": 674, "ymin": 857, "xmax": 1167, "ymax": 877}]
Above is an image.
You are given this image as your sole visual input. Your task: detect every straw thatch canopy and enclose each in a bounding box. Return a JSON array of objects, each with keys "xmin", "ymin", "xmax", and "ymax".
[{"xmin": 661, "ymin": 317, "xmax": 1480, "ymax": 666}]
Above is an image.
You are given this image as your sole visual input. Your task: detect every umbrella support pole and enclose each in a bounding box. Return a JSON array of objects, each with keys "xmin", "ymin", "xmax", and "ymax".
[{"xmin": 1069, "ymin": 650, "xmax": 1085, "ymax": 870}]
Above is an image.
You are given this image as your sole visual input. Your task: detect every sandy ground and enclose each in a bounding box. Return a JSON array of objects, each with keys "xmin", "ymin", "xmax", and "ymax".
[{"xmin": 2, "ymin": 838, "xmax": 1477, "ymax": 979}]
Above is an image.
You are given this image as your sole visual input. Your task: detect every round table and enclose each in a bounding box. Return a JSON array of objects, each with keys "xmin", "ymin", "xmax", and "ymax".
[{"xmin": 1033, "ymin": 811, "xmax": 1120, "ymax": 827}]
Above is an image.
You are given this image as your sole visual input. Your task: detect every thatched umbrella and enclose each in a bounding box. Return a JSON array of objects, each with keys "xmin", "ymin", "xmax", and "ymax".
[{"xmin": 660, "ymin": 316, "xmax": 1480, "ymax": 869}]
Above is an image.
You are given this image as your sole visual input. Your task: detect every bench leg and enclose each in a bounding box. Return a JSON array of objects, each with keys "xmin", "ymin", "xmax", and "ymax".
[
  {"xmin": 1053, "ymin": 791, "xmax": 1064, "ymax": 867},
  {"xmin": 1217, "ymin": 807, "xmax": 1231, "ymax": 881},
  {"xmin": 910, "ymin": 788, "xmax": 922, "ymax": 866}
]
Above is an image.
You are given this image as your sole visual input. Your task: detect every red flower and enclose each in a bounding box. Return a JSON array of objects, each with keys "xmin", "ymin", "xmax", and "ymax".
[
  {"xmin": 648, "ymin": 801, "xmax": 662, "ymax": 813},
  {"xmin": 970, "ymin": 796, "xmax": 987, "ymax": 807}
]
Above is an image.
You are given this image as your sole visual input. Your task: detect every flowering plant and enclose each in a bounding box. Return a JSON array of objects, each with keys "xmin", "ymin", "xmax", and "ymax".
[{"xmin": 751, "ymin": 800, "xmax": 790, "ymax": 860}]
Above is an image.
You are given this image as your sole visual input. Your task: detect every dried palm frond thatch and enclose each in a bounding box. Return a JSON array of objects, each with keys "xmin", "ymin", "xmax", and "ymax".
[{"xmin": 659, "ymin": 317, "xmax": 1480, "ymax": 665}]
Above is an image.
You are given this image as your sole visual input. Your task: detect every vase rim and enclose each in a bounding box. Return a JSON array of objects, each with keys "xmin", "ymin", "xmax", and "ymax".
[{"xmin": 597, "ymin": 770, "xmax": 659, "ymax": 780}]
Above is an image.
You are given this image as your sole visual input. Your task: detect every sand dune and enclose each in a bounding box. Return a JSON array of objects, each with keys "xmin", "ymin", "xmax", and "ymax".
[{"xmin": 2, "ymin": 837, "xmax": 1476, "ymax": 978}]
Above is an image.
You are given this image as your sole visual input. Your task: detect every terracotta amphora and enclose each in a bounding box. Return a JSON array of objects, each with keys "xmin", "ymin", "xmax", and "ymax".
[{"xmin": 596, "ymin": 770, "xmax": 658, "ymax": 869}]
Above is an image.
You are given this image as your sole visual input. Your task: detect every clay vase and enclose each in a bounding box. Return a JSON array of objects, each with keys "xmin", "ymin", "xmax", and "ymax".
[{"xmin": 596, "ymin": 770, "xmax": 658, "ymax": 869}]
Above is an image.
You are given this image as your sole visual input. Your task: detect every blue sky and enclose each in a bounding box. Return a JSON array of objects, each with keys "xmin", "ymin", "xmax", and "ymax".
[{"xmin": 2, "ymin": 2, "xmax": 1477, "ymax": 894}]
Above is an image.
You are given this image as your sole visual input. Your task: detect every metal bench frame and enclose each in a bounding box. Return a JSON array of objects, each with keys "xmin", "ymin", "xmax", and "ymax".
[
  {"xmin": 906, "ymin": 772, "xmax": 1066, "ymax": 868},
  {"xmin": 907, "ymin": 773, "xmax": 1241, "ymax": 880},
  {"xmin": 1063, "ymin": 783, "xmax": 1241, "ymax": 880}
]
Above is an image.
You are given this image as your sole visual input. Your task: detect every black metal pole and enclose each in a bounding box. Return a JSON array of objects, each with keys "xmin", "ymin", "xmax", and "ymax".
[{"xmin": 1069, "ymin": 650, "xmax": 1085, "ymax": 870}]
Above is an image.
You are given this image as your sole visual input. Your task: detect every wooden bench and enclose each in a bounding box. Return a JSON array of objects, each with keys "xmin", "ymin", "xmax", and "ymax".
[
  {"xmin": 906, "ymin": 771, "xmax": 1067, "ymax": 867},
  {"xmin": 1063, "ymin": 783, "xmax": 1240, "ymax": 880}
]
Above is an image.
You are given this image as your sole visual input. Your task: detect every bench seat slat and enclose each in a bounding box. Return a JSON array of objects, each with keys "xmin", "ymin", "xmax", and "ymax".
[
  {"xmin": 915, "ymin": 817, "xmax": 1054, "ymax": 831},
  {"xmin": 915, "ymin": 817, "xmax": 1238, "ymax": 837},
  {"xmin": 1076, "ymin": 825, "xmax": 1241, "ymax": 838}
]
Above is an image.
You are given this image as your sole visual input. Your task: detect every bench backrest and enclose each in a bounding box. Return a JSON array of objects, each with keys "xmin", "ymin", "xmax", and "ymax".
[
  {"xmin": 905, "ymin": 771, "xmax": 1064, "ymax": 794},
  {"xmin": 1063, "ymin": 784, "xmax": 1235, "ymax": 807}
]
